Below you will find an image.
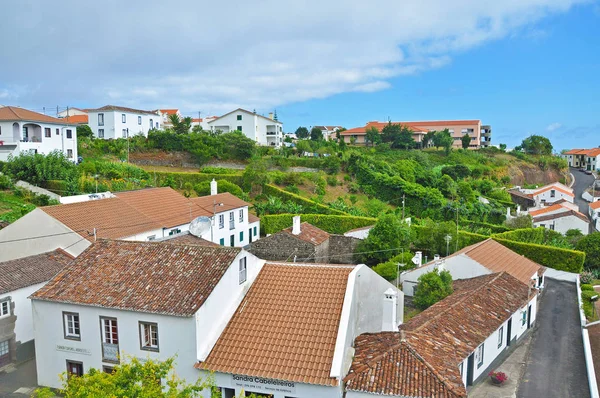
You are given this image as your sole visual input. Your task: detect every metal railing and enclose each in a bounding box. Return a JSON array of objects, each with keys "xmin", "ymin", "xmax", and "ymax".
[{"xmin": 102, "ymin": 343, "xmax": 119, "ymax": 362}]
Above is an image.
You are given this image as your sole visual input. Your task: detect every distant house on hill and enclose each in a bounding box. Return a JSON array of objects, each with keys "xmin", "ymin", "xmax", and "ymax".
[
  {"xmin": 208, "ymin": 108, "xmax": 283, "ymax": 147},
  {"xmin": 561, "ymin": 148, "xmax": 600, "ymax": 170},
  {"xmin": 87, "ymin": 105, "xmax": 161, "ymax": 139}
]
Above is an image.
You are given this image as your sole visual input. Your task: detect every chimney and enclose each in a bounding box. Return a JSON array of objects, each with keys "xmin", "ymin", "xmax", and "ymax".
[
  {"xmin": 412, "ymin": 251, "xmax": 422, "ymax": 267},
  {"xmin": 517, "ymin": 205, "xmax": 521, "ymax": 214},
  {"xmin": 506, "ymin": 206, "xmax": 511, "ymax": 218},
  {"xmin": 292, "ymin": 216, "xmax": 301, "ymax": 235},
  {"xmin": 210, "ymin": 179, "xmax": 218, "ymax": 196},
  {"xmin": 434, "ymin": 254, "xmax": 441, "ymax": 263},
  {"xmin": 437, "ymin": 259, "xmax": 445, "ymax": 272},
  {"xmin": 382, "ymin": 288, "xmax": 399, "ymax": 332},
  {"xmin": 268, "ymin": 112, "xmax": 274, "ymax": 120}
]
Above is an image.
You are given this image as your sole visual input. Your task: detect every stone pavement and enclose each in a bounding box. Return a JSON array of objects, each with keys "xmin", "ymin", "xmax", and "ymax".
[
  {"xmin": 469, "ymin": 334, "xmax": 532, "ymax": 398},
  {"xmin": 0, "ymin": 359, "xmax": 39, "ymax": 398}
]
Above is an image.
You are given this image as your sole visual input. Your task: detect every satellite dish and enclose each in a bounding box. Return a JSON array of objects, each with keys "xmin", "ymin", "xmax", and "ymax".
[{"xmin": 189, "ymin": 216, "xmax": 212, "ymax": 237}]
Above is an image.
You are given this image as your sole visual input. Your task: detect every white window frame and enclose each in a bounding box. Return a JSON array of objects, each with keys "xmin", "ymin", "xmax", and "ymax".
[
  {"xmin": 229, "ymin": 212, "xmax": 235, "ymax": 230},
  {"xmin": 101, "ymin": 317, "xmax": 118, "ymax": 344},
  {"xmin": 239, "ymin": 209, "xmax": 243, "ymax": 223},
  {"xmin": 498, "ymin": 326, "xmax": 503, "ymax": 348},
  {"xmin": 98, "ymin": 113, "xmax": 104, "ymax": 126},
  {"xmin": 0, "ymin": 340, "xmax": 8, "ymax": 357},
  {"xmin": 138, "ymin": 116, "xmax": 142, "ymax": 125},
  {"xmin": 239, "ymin": 257, "xmax": 247, "ymax": 284},
  {"xmin": 475, "ymin": 343, "xmax": 484, "ymax": 368},
  {"xmin": 67, "ymin": 149, "xmax": 73, "ymax": 159},
  {"xmin": 0, "ymin": 298, "xmax": 10, "ymax": 318},
  {"xmin": 139, "ymin": 322, "xmax": 159, "ymax": 351},
  {"xmin": 63, "ymin": 312, "xmax": 81, "ymax": 340},
  {"xmin": 219, "ymin": 214, "xmax": 224, "ymax": 229},
  {"xmin": 98, "ymin": 129, "xmax": 104, "ymax": 138},
  {"xmin": 122, "ymin": 114, "xmax": 126, "ymax": 123}
]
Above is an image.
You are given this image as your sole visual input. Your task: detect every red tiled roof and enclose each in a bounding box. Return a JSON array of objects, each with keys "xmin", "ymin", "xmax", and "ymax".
[
  {"xmin": 346, "ymin": 272, "xmax": 534, "ymax": 397},
  {"xmin": 340, "ymin": 120, "xmax": 481, "ymax": 136},
  {"xmin": 159, "ymin": 109, "xmax": 179, "ymax": 115},
  {"xmin": 529, "ymin": 203, "xmax": 567, "ymax": 216},
  {"xmin": 190, "ymin": 192, "xmax": 251, "ymax": 214},
  {"xmin": 0, "ymin": 106, "xmax": 76, "ymax": 125},
  {"xmin": 248, "ymin": 213, "xmax": 260, "ymax": 223},
  {"xmin": 31, "ymin": 240, "xmax": 241, "ymax": 316},
  {"xmin": 565, "ymin": 148, "xmax": 600, "ymax": 157},
  {"xmin": 590, "ymin": 201, "xmax": 600, "ymax": 211},
  {"xmin": 0, "ymin": 249, "xmax": 72, "ymax": 295},
  {"xmin": 160, "ymin": 232, "xmax": 221, "ymax": 247},
  {"xmin": 508, "ymin": 189, "xmax": 534, "ymax": 201},
  {"xmin": 282, "ymin": 222, "xmax": 330, "ymax": 246},
  {"xmin": 533, "ymin": 209, "xmax": 589, "ymax": 223},
  {"xmin": 533, "ymin": 185, "xmax": 574, "ymax": 198},
  {"xmin": 61, "ymin": 114, "xmax": 88, "ymax": 124},
  {"xmin": 87, "ymin": 105, "xmax": 158, "ymax": 116},
  {"xmin": 340, "ymin": 122, "xmax": 429, "ymax": 135},
  {"xmin": 200, "ymin": 262, "xmax": 354, "ymax": 386}
]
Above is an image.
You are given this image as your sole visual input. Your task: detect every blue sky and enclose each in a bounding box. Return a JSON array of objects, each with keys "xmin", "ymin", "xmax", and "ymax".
[
  {"xmin": 0, "ymin": 1, "xmax": 598, "ymax": 151},
  {"xmin": 279, "ymin": 4, "xmax": 600, "ymax": 151}
]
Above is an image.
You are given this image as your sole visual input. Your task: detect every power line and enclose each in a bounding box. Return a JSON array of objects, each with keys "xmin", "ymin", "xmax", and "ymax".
[
  {"xmin": 295, "ymin": 246, "xmax": 410, "ymax": 263},
  {"xmin": 0, "ymin": 229, "xmax": 88, "ymax": 245}
]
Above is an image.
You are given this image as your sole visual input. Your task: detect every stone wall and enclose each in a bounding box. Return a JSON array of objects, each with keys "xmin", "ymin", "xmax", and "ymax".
[
  {"xmin": 248, "ymin": 233, "xmax": 319, "ymax": 262},
  {"xmin": 0, "ymin": 300, "xmax": 17, "ymax": 369},
  {"xmin": 328, "ymin": 235, "xmax": 361, "ymax": 264}
]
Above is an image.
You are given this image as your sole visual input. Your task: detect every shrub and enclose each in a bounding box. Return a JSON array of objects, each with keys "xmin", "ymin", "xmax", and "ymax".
[
  {"xmin": 326, "ymin": 176, "xmax": 338, "ymax": 187},
  {"xmin": 581, "ymin": 284, "xmax": 595, "ymax": 291},
  {"xmin": 151, "ymin": 171, "xmax": 242, "ymax": 190},
  {"xmin": 343, "ymin": 175, "xmax": 352, "ymax": 182},
  {"xmin": 0, "ymin": 174, "xmax": 13, "ymax": 190},
  {"xmin": 260, "ymin": 214, "xmax": 376, "ymax": 235},
  {"xmin": 284, "ymin": 185, "xmax": 300, "ymax": 194},
  {"xmin": 493, "ymin": 237, "xmax": 585, "ymax": 273},
  {"xmin": 581, "ymin": 271, "xmax": 594, "ymax": 284},
  {"xmin": 494, "ymin": 228, "xmax": 572, "ymax": 249},
  {"xmin": 322, "ymin": 155, "xmax": 341, "ymax": 174},
  {"xmin": 262, "ymin": 184, "xmax": 347, "ymax": 215},
  {"xmin": 193, "ymin": 179, "xmax": 243, "ymax": 197},
  {"xmin": 413, "ymin": 269, "xmax": 453, "ymax": 310},
  {"xmin": 582, "ymin": 290, "xmax": 598, "ymax": 320},
  {"xmin": 372, "ymin": 252, "xmax": 416, "ymax": 282},
  {"xmin": 199, "ymin": 166, "xmax": 235, "ymax": 174},
  {"xmin": 576, "ymin": 233, "xmax": 600, "ymax": 269},
  {"xmin": 355, "ymin": 214, "xmax": 414, "ymax": 265}
]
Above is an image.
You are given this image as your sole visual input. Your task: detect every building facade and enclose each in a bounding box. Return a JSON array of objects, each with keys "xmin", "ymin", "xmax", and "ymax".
[
  {"xmin": 562, "ymin": 149, "xmax": 600, "ymax": 170},
  {"xmin": 530, "ymin": 204, "xmax": 590, "ymax": 235},
  {"xmin": 0, "ymin": 106, "xmax": 78, "ymax": 162},
  {"xmin": 87, "ymin": 105, "xmax": 160, "ymax": 139},
  {"xmin": 208, "ymin": 108, "xmax": 283, "ymax": 147}
]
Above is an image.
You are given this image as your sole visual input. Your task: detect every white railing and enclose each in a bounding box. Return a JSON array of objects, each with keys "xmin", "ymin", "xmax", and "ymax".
[{"xmin": 102, "ymin": 343, "xmax": 119, "ymax": 362}]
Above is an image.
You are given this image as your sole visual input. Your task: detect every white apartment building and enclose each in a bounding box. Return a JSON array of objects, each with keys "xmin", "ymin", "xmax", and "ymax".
[
  {"xmin": 191, "ymin": 116, "xmax": 218, "ymax": 131},
  {"xmin": 87, "ymin": 105, "xmax": 160, "ymax": 139},
  {"xmin": 208, "ymin": 108, "xmax": 283, "ymax": 147},
  {"xmin": 31, "ymin": 240, "xmax": 403, "ymax": 398},
  {"xmin": 57, "ymin": 108, "xmax": 88, "ymax": 118},
  {"xmin": 562, "ymin": 149, "xmax": 600, "ymax": 170},
  {"xmin": 0, "ymin": 106, "xmax": 78, "ymax": 162},
  {"xmin": 0, "ymin": 185, "xmax": 260, "ymax": 262}
]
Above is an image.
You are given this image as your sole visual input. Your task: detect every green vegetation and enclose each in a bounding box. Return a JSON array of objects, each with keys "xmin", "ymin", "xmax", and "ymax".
[
  {"xmin": 576, "ymin": 233, "xmax": 600, "ymax": 269},
  {"xmin": 413, "ymin": 269, "xmax": 454, "ymax": 310},
  {"xmin": 493, "ymin": 238, "xmax": 585, "ymax": 273},
  {"xmin": 260, "ymin": 213, "xmax": 376, "ymax": 235},
  {"xmin": 355, "ymin": 214, "xmax": 414, "ymax": 265},
  {"xmin": 582, "ymin": 290, "xmax": 599, "ymax": 322}
]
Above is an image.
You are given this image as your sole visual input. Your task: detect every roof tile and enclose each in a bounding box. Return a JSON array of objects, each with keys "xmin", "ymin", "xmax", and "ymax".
[{"xmin": 0, "ymin": 249, "xmax": 72, "ymax": 295}]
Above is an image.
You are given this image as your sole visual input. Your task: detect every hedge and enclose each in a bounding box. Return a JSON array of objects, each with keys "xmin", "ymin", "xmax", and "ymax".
[
  {"xmin": 493, "ymin": 228, "xmax": 568, "ymax": 246},
  {"xmin": 458, "ymin": 230, "xmax": 490, "ymax": 248},
  {"xmin": 261, "ymin": 213, "xmax": 377, "ymax": 235},
  {"xmin": 461, "ymin": 219, "xmax": 510, "ymax": 234},
  {"xmin": 492, "ymin": 237, "xmax": 585, "ymax": 273},
  {"xmin": 43, "ymin": 180, "xmax": 69, "ymax": 194},
  {"xmin": 263, "ymin": 184, "xmax": 348, "ymax": 215},
  {"xmin": 149, "ymin": 171, "xmax": 243, "ymax": 189}
]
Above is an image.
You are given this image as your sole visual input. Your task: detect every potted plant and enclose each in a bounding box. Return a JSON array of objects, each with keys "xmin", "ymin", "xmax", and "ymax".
[{"xmin": 489, "ymin": 371, "xmax": 508, "ymax": 385}]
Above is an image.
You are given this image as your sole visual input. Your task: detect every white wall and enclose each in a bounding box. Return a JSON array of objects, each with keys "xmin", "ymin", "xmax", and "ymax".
[
  {"xmin": 88, "ymin": 110, "xmax": 160, "ymax": 139},
  {"xmin": 0, "ymin": 209, "xmax": 91, "ymax": 262},
  {"xmin": 197, "ymin": 206, "xmax": 258, "ymax": 247},
  {"xmin": 32, "ymin": 300, "xmax": 199, "ymax": 389},
  {"xmin": 534, "ymin": 215, "xmax": 589, "ymax": 235},
  {"xmin": 0, "ymin": 121, "xmax": 77, "ymax": 162},
  {"xmin": 1, "ymin": 282, "xmax": 45, "ymax": 344},
  {"xmin": 209, "ymin": 110, "xmax": 283, "ymax": 147},
  {"xmin": 533, "ymin": 189, "xmax": 573, "ymax": 205},
  {"xmin": 344, "ymin": 228, "xmax": 371, "ymax": 240},
  {"xmin": 195, "ymin": 251, "xmax": 265, "ymax": 361}
]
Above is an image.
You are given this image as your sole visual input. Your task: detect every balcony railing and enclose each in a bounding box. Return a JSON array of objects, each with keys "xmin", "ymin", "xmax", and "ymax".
[
  {"xmin": 266, "ymin": 131, "xmax": 278, "ymax": 135},
  {"xmin": 229, "ymin": 220, "xmax": 235, "ymax": 230},
  {"xmin": 102, "ymin": 343, "xmax": 119, "ymax": 362}
]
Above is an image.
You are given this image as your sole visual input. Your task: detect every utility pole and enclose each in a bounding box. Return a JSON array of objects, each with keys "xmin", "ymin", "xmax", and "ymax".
[
  {"xmin": 455, "ymin": 201, "xmax": 459, "ymax": 252},
  {"xmin": 126, "ymin": 128, "xmax": 130, "ymax": 163},
  {"xmin": 402, "ymin": 194, "xmax": 406, "ymax": 220}
]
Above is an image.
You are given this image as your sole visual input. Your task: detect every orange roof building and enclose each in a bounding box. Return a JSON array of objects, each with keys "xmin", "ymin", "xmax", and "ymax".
[{"xmin": 562, "ymin": 148, "xmax": 600, "ymax": 170}]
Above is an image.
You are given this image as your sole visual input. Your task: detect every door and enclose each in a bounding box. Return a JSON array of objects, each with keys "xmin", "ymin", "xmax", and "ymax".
[
  {"xmin": 0, "ymin": 340, "xmax": 10, "ymax": 367},
  {"xmin": 249, "ymin": 228, "xmax": 253, "ymax": 243},
  {"xmin": 507, "ymin": 318, "xmax": 512, "ymax": 346},
  {"xmin": 230, "ymin": 235, "xmax": 235, "ymax": 247},
  {"xmin": 466, "ymin": 353, "xmax": 475, "ymax": 386},
  {"xmin": 527, "ymin": 305, "xmax": 532, "ymax": 329},
  {"xmin": 66, "ymin": 360, "xmax": 83, "ymax": 377}
]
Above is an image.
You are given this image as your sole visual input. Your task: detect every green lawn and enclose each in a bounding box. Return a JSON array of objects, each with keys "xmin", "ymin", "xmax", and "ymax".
[{"xmin": 0, "ymin": 191, "xmax": 36, "ymax": 223}]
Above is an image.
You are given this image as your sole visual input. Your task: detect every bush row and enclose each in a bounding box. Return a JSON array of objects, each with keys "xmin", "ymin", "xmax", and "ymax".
[
  {"xmin": 150, "ymin": 171, "xmax": 243, "ymax": 190},
  {"xmin": 262, "ymin": 184, "xmax": 348, "ymax": 215},
  {"xmin": 260, "ymin": 213, "xmax": 377, "ymax": 235},
  {"xmin": 461, "ymin": 219, "xmax": 510, "ymax": 234},
  {"xmin": 492, "ymin": 237, "xmax": 585, "ymax": 273}
]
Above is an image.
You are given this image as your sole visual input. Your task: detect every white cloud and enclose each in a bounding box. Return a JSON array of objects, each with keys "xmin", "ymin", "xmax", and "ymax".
[
  {"xmin": 547, "ymin": 122, "xmax": 563, "ymax": 131},
  {"xmin": 0, "ymin": 0, "xmax": 590, "ymax": 114}
]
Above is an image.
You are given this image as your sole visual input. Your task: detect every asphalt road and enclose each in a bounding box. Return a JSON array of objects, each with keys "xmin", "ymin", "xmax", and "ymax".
[
  {"xmin": 517, "ymin": 278, "xmax": 590, "ymax": 398},
  {"xmin": 571, "ymin": 167, "xmax": 596, "ymax": 217}
]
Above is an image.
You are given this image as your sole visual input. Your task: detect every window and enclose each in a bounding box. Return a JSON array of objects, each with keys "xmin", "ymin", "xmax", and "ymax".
[
  {"xmin": 550, "ymin": 189, "xmax": 556, "ymax": 198},
  {"xmin": 239, "ymin": 209, "xmax": 243, "ymax": 223},
  {"xmin": 101, "ymin": 318, "xmax": 118, "ymax": 344},
  {"xmin": 147, "ymin": 235, "xmax": 156, "ymax": 241},
  {"xmin": 168, "ymin": 228, "xmax": 181, "ymax": 236},
  {"xmin": 122, "ymin": 129, "xmax": 127, "ymax": 138},
  {"xmin": 156, "ymin": 122, "xmax": 159, "ymax": 128},
  {"xmin": 253, "ymin": 226, "xmax": 257, "ymax": 236},
  {"xmin": 66, "ymin": 360, "xmax": 84, "ymax": 378},
  {"xmin": 237, "ymin": 125, "xmax": 242, "ymax": 132},
  {"xmin": 521, "ymin": 310, "xmax": 527, "ymax": 326},
  {"xmin": 237, "ymin": 115, "xmax": 242, "ymax": 121},
  {"xmin": 139, "ymin": 322, "xmax": 159, "ymax": 351},
  {"xmin": 56, "ymin": 128, "xmax": 59, "ymax": 135},
  {"xmin": 0, "ymin": 126, "xmax": 2, "ymax": 135},
  {"xmin": 98, "ymin": 113, "xmax": 104, "ymax": 126},
  {"xmin": 550, "ymin": 224, "xmax": 555, "ymax": 231},
  {"xmin": 98, "ymin": 129, "xmax": 105, "ymax": 138},
  {"xmin": 230, "ymin": 234, "xmax": 235, "ymax": 247},
  {"xmin": 102, "ymin": 366, "xmax": 114, "ymax": 374},
  {"xmin": 63, "ymin": 312, "xmax": 81, "ymax": 340},
  {"xmin": 138, "ymin": 116, "xmax": 142, "ymax": 125},
  {"xmin": 67, "ymin": 149, "xmax": 73, "ymax": 159},
  {"xmin": 229, "ymin": 212, "xmax": 235, "ymax": 230},
  {"xmin": 498, "ymin": 326, "xmax": 504, "ymax": 348},
  {"xmin": 219, "ymin": 238, "xmax": 224, "ymax": 246},
  {"xmin": 22, "ymin": 126, "xmax": 28, "ymax": 140},
  {"xmin": 45, "ymin": 128, "xmax": 51, "ymax": 137},
  {"xmin": 0, "ymin": 340, "xmax": 9, "ymax": 359},
  {"xmin": 122, "ymin": 114, "xmax": 126, "ymax": 123},
  {"xmin": 475, "ymin": 344, "xmax": 484, "ymax": 368},
  {"xmin": 149, "ymin": 119, "xmax": 153, "ymax": 129},
  {"xmin": 66, "ymin": 129, "xmax": 72, "ymax": 139},
  {"xmin": 0, "ymin": 299, "xmax": 10, "ymax": 317},
  {"xmin": 219, "ymin": 214, "xmax": 224, "ymax": 229},
  {"xmin": 239, "ymin": 257, "xmax": 247, "ymax": 284},
  {"xmin": 239, "ymin": 231, "xmax": 244, "ymax": 242}
]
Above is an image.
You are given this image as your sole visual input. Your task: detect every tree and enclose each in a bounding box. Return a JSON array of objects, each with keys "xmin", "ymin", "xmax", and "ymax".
[
  {"xmin": 413, "ymin": 269, "xmax": 453, "ymax": 310},
  {"xmin": 520, "ymin": 135, "xmax": 553, "ymax": 155},
  {"xmin": 381, "ymin": 123, "xmax": 415, "ymax": 149},
  {"xmin": 169, "ymin": 114, "xmax": 192, "ymax": 135},
  {"xmin": 295, "ymin": 126, "xmax": 309, "ymax": 139},
  {"xmin": 576, "ymin": 232, "xmax": 600, "ymax": 269},
  {"xmin": 499, "ymin": 143, "xmax": 507, "ymax": 151},
  {"xmin": 295, "ymin": 139, "xmax": 312, "ymax": 154},
  {"xmin": 422, "ymin": 131, "xmax": 436, "ymax": 148},
  {"xmin": 565, "ymin": 229, "xmax": 584, "ymax": 246},
  {"xmin": 372, "ymin": 251, "xmax": 416, "ymax": 281},
  {"xmin": 433, "ymin": 129, "xmax": 453, "ymax": 155},
  {"xmin": 310, "ymin": 126, "xmax": 323, "ymax": 141},
  {"xmin": 355, "ymin": 214, "xmax": 414, "ymax": 265},
  {"xmin": 365, "ymin": 126, "xmax": 381, "ymax": 147},
  {"xmin": 461, "ymin": 134, "xmax": 471, "ymax": 149},
  {"xmin": 241, "ymin": 159, "xmax": 269, "ymax": 194},
  {"xmin": 381, "ymin": 122, "xmax": 401, "ymax": 146},
  {"xmin": 33, "ymin": 356, "xmax": 214, "ymax": 398},
  {"xmin": 76, "ymin": 125, "xmax": 94, "ymax": 139},
  {"xmin": 504, "ymin": 214, "xmax": 533, "ymax": 229}
]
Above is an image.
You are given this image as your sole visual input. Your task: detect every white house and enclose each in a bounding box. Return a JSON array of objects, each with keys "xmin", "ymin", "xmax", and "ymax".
[
  {"xmin": 344, "ymin": 225, "xmax": 374, "ymax": 240},
  {"xmin": 313, "ymin": 125, "xmax": 344, "ymax": 141},
  {"xmin": 0, "ymin": 185, "xmax": 259, "ymax": 262},
  {"xmin": 0, "ymin": 249, "xmax": 72, "ymax": 370},
  {"xmin": 31, "ymin": 239, "xmax": 404, "ymax": 397},
  {"xmin": 562, "ymin": 148, "xmax": 600, "ymax": 170},
  {"xmin": 156, "ymin": 109, "xmax": 181, "ymax": 129},
  {"xmin": 0, "ymin": 106, "xmax": 78, "ymax": 162},
  {"xmin": 191, "ymin": 116, "xmax": 218, "ymax": 131},
  {"xmin": 57, "ymin": 108, "xmax": 88, "ymax": 118},
  {"xmin": 519, "ymin": 182, "xmax": 574, "ymax": 207},
  {"xmin": 400, "ymin": 239, "xmax": 544, "ymax": 297},
  {"xmin": 208, "ymin": 108, "xmax": 283, "ymax": 147},
  {"xmin": 345, "ymin": 272, "xmax": 538, "ymax": 398},
  {"xmin": 530, "ymin": 203, "xmax": 590, "ymax": 235},
  {"xmin": 589, "ymin": 201, "xmax": 600, "ymax": 232},
  {"xmin": 87, "ymin": 105, "xmax": 160, "ymax": 139}
]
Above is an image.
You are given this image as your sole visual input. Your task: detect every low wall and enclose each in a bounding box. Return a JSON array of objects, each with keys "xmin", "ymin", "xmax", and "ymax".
[{"xmin": 16, "ymin": 181, "xmax": 60, "ymax": 201}]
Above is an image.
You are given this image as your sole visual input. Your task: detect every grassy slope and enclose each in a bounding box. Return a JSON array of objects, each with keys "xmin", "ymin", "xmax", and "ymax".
[{"xmin": 0, "ymin": 191, "xmax": 36, "ymax": 223}]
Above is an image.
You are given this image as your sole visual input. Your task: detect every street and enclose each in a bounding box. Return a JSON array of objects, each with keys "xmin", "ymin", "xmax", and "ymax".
[
  {"xmin": 517, "ymin": 278, "xmax": 590, "ymax": 398},
  {"xmin": 570, "ymin": 167, "xmax": 596, "ymax": 217}
]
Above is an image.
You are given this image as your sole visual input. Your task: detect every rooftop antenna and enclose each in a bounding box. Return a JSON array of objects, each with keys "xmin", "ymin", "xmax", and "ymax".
[{"xmin": 189, "ymin": 216, "xmax": 212, "ymax": 238}]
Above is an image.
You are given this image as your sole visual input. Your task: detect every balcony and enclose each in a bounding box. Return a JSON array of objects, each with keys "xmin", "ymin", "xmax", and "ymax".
[
  {"xmin": 266, "ymin": 131, "xmax": 278, "ymax": 136},
  {"xmin": 102, "ymin": 343, "xmax": 119, "ymax": 363}
]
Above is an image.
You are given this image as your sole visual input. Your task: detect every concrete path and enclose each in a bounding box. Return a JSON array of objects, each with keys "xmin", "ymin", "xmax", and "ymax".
[
  {"xmin": 0, "ymin": 359, "xmax": 39, "ymax": 398},
  {"xmin": 517, "ymin": 278, "xmax": 590, "ymax": 398},
  {"xmin": 469, "ymin": 335, "xmax": 532, "ymax": 398}
]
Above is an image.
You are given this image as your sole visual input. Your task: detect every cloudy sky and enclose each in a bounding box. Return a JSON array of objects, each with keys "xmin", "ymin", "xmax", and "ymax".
[{"xmin": 1, "ymin": 0, "xmax": 598, "ymax": 149}]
